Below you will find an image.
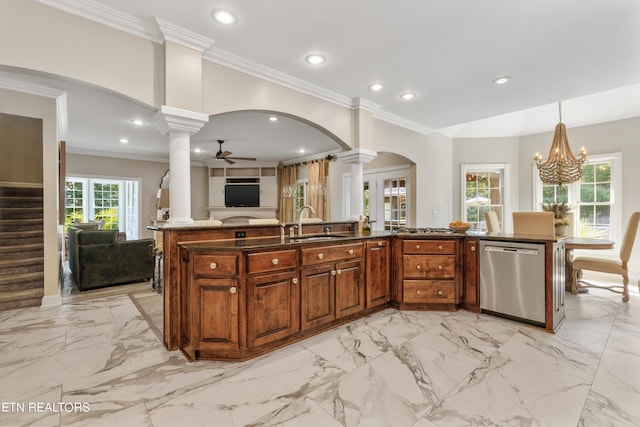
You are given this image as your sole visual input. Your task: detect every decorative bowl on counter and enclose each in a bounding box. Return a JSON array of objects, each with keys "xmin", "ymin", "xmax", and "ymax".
[{"xmin": 449, "ymin": 225, "xmax": 470, "ymax": 233}]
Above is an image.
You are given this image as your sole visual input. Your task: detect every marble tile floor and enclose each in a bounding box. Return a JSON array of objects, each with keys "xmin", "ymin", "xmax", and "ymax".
[{"xmin": 0, "ymin": 285, "xmax": 639, "ymax": 427}]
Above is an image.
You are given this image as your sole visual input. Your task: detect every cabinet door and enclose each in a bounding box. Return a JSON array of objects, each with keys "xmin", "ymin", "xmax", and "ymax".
[
  {"xmin": 260, "ymin": 176, "xmax": 278, "ymax": 207},
  {"xmin": 301, "ymin": 264, "xmax": 335, "ymax": 331},
  {"xmin": 247, "ymin": 270, "xmax": 299, "ymax": 347},
  {"xmin": 195, "ymin": 278, "xmax": 239, "ymax": 352},
  {"xmin": 464, "ymin": 239, "xmax": 479, "ymax": 307},
  {"xmin": 365, "ymin": 240, "xmax": 390, "ymax": 308},
  {"xmin": 335, "ymin": 260, "xmax": 364, "ymax": 318},
  {"xmin": 209, "ymin": 177, "xmax": 226, "ymax": 208}
]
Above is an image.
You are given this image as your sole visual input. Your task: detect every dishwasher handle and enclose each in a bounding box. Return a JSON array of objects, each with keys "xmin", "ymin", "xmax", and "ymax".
[{"xmin": 485, "ymin": 245, "xmax": 539, "ymax": 255}]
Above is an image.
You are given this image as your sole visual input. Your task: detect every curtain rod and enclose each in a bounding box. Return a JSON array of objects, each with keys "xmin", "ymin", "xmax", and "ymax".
[{"xmin": 280, "ymin": 154, "xmax": 336, "ymax": 168}]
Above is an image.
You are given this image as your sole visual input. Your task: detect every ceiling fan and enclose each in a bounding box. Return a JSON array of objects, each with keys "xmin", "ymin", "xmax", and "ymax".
[{"xmin": 209, "ymin": 140, "xmax": 257, "ymax": 165}]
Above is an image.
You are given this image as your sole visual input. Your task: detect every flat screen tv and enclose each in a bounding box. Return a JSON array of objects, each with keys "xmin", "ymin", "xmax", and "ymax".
[{"xmin": 225, "ymin": 184, "xmax": 260, "ymax": 207}]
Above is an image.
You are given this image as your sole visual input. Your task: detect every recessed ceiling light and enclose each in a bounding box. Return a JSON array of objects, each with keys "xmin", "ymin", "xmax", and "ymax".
[
  {"xmin": 193, "ymin": 148, "xmax": 203, "ymax": 154},
  {"xmin": 268, "ymin": 116, "xmax": 278, "ymax": 122},
  {"xmin": 211, "ymin": 9, "xmax": 237, "ymax": 25},
  {"xmin": 492, "ymin": 76, "xmax": 511, "ymax": 85},
  {"xmin": 119, "ymin": 138, "xmax": 128, "ymax": 144},
  {"xmin": 131, "ymin": 119, "xmax": 144, "ymax": 126},
  {"xmin": 305, "ymin": 54, "xmax": 326, "ymax": 65},
  {"xmin": 400, "ymin": 92, "xmax": 416, "ymax": 100},
  {"xmin": 298, "ymin": 148, "xmax": 306, "ymax": 154},
  {"xmin": 368, "ymin": 83, "xmax": 384, "ymax": 92}
]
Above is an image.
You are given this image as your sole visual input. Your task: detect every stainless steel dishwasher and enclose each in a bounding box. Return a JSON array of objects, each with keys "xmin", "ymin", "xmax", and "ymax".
[{"xmin": 480, "ymin": 240, "xmax": 546, "ymax": 325}]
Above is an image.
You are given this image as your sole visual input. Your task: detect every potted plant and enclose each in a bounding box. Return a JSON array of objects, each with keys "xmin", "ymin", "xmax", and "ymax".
[{"xmin": 542, "ymin": 202, "xmax": 570, "ymax": 237}]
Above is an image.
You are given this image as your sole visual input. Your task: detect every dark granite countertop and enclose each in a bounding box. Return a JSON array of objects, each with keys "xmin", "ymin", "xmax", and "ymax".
[{"xmin": 179, "ymin": 230, "xmax": 391, "ymax": 251}]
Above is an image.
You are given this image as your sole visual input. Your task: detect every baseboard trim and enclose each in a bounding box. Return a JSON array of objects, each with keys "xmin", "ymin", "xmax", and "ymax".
[{"xmin": 41, "ymin": 294, "xmax": 62, "ymax": 307}]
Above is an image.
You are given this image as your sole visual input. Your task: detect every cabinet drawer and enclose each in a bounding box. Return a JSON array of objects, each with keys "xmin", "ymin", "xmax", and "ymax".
[
  {"xmin": 403, "ymin": 280, "xmax": 455, "ymax": 303},
  {"xmin": 301, "ymin": 243, "xmax": 362, "ymax": 266},
  {"xmin": 403, "ymin": 255, "xmax": 455, "ymax": 279},
  {"xmin": 247, "ymin": 249, "xmax": 297, "ymax": 274},
  {"xmin": 193, "ymin": 254, "xmax": 238, "ymax": 277},
  {"xmin": 403, "ymin": 240, "xmax": 455, "ymax": 255}
]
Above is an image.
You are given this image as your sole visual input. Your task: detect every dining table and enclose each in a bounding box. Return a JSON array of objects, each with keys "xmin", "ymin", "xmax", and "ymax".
[{"xmin": 563, "ymin": 236, "xmax": 615, "ymax": 292}]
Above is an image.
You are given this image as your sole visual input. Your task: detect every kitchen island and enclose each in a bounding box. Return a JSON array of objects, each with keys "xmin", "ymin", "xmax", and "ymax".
[{"xmin": 162, "ymin": 223, "xmax": 564, "ymax": 361}]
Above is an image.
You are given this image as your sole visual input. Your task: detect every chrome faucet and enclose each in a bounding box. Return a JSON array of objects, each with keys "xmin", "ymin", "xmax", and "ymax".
[{"xmin": 297, "ymin": 205, "xmax": 316, "ymax": 237}]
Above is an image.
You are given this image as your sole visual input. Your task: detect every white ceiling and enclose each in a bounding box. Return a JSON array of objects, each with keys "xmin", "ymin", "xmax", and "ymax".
[{"xmin": 5, "ymin": 0, "xmax": 640, "ymax": 163}]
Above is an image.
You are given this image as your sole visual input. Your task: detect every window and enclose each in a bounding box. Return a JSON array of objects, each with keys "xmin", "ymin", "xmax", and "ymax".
[
  {"xmin": 461, "ymin": 164, "xmax": 510, "ymax": 231},
  {"xmin": 295, "ymin": 182, "xmax": 306, "ymax": 212},
  {"xmin": 533, "ymin": 153, "xmax": 621, "ymax": 242},
  {"xmin": 383, "ymin": 178, "xmax": 407, "ymax": 231},
  {"xmin": 65, "ymin": 177, "xmax": 140, "ymax": 239}
]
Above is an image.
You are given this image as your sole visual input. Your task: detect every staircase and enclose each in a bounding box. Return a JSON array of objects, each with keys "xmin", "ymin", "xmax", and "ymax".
[{"xmin": 0, "ymin": 186, "xmax": 44, "ymax": 310}]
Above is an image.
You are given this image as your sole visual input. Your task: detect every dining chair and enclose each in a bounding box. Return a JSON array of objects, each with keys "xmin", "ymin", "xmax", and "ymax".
[
  {"xmin": 512, "ymin": 212, "xmax": 555, "ymax": 236},
  {"xmin": 484, "ymin": 211, "xmax": 501, "ymax": 233},
  {"xmin": 571, "ymin": 211, "xmax": 640, "ymax": 302}
]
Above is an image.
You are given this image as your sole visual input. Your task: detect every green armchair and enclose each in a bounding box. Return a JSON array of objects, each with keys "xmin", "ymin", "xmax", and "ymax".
[{"xmin": 68, "ymin": 228, "xmax": 155, "ymax": 291}]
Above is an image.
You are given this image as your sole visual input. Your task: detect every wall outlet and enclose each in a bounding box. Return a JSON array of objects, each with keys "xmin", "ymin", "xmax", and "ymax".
[{"xmin": 324, "ymin": 226, "xmax": 331, "ymax": 234}]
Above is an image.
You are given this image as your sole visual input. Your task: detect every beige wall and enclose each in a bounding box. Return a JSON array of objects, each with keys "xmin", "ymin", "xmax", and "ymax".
[
  {"xmin": 0, "ymin": 113, "xmax": 43, "ymax": 183},
  {"xmin": 164, "ymin": 42, "xmax": 203, "ymax": 111},
  {"xmin": 66, "ymin": 154, "xmax": 210, "ymax": 238},
  {"xmin": 0, "ymin": 1, "xmax": 161, "ymax": 107},
  {"xmin": 0, "ymin": 88, "xmax": 58, "ymax": 299}
]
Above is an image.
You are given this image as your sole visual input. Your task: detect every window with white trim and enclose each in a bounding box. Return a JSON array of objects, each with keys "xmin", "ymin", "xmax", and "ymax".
[
  {"xmin": 533, "ymin": 153, "xmax": 621, "ymax": 242},
  {"xmin": 65, "ymin": 177, "xmax": 140, "ymax": 239},
  {"xmin": 461, "ymin": 164, "xmax": 510, "ymax": 231}
]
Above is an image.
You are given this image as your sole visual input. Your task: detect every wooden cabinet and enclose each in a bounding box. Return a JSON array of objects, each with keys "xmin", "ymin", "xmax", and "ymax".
[
  {"xmin": 247, "ymin": 249, "xmax": 299, "ymax": 347},
  {"xmin": 463, "ymin": 238, "xmax": 480, "ymax": 312},
  {"xmin": 180, "ymin": 250, "xmax": 242, "ymax": 361},
  {"xmin": 365, "ymin": 239, "xmax": 391, "ymax": 308},
  {"xmin": 397, "ymin": 238, "xmax": 461, "ymax": 308},
  {"xmin": 300, "ymin": 242, "xmax": 364, "ymax": 331}
]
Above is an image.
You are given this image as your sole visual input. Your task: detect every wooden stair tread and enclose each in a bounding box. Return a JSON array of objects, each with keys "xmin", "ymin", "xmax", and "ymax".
[
  {"xmin": 0, "ymin": 271, "xmax": 44, "ymax": 285},
  {"xmin": 0, "ymin": 288, "xmax": 44, "ymax": 303}
]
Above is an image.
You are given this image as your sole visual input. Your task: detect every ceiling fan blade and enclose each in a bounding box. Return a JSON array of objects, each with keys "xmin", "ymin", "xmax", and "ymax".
[
  {"xmin": 227, "ymin": 156, "xmax": 257, "ymax": 161},
  {"xmin": 224, "ymin": 158, "xmax": 235, "ymax": 165},
  {"xmin": 217, "ymin": 150, "xmax": 232, "ymax": 158}
]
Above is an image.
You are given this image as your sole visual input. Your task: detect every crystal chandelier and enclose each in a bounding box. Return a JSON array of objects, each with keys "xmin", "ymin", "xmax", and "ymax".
[{"xmin": 534, "ymin": 102, "xmax": 587, "ymax": 186}]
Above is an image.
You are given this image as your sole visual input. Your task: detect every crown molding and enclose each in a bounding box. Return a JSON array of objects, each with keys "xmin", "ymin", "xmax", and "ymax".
[
  {"xmin": 38, "ymin": 0, "xmax": 434, "ymax": 138},
  {"xmin": 155, "ymin": 18, "xmax": 214, "ymax": 52},
  {"xmin": 152, "ymin": 105, "xmax": 209, "ymax": 135},
  {"xmin": 66, "ymin": 146, "xmax": 170, "ymax": 164},
  {"xmin": 373, "ymin": 109, "xmax": 433, "ymax": 136},
  {"xmin": 37, "ymin": 0, "xmax": 163, "ymax": 43},
  {"xmin": 203, "ymin": 47, "xmax": 354, "ymax": 109}
]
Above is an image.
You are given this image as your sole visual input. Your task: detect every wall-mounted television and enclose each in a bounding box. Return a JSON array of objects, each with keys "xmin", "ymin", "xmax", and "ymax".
[{"xmin": 225, "ymin": 184, "xmax": 260, "ymax": 207}]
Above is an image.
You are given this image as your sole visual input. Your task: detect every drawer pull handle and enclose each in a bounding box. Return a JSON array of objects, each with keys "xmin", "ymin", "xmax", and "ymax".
[
  {"xmin": 416, "ymin": 290, "xmax": 421, "ymax": 295},
  {"xmin": 471, "ymin": 246, "xmax": 476, "ymax": 252},
  {"xmin": 291, "ymin": 278, "xmax": 298, "ymax": 284},
  {"xmin": 377, "ymin": 241, "xmax": 383, "ymax": 247},
  {"xmin": 337, "ymin": 269, "xmax": 342, "ymax": 275},
  {"xmin": 272, "ymin": 258, "xmax": 279, "ymax": 265},
  {"xmin": 229, "ymin": 286, "xmax": 237, "ymax": 294},
  {"xmin": 438, "ymin": 265, "xmax": 443, "ymax": 270},
  {"xmin": 348, "ymin": 249, "xmax": 354, "ymax": 255},
  {"xmin": 318, "ymin": 253, "xmax": 324, "ymax": 260},
  {"xmin": 416, "ymin": 265, "xmax": 422, "ymax": 270},
  {"xmin": 416, "ymin": 244, "xmax": 421, "ymax": 250},
  {"xmin": 331, "ymin": 270, "xmax": 337, "ymax": 276},
  {"xmin": 438, "ymin": 245, "xmax": 443, "ymax": 250},
  {"xmin": 438, "ymin": 290, "xmax": 443, "ymax": 296},
  {"xmin": 209, "ymin": 262, "xmax": 217, "ymax": 270}
]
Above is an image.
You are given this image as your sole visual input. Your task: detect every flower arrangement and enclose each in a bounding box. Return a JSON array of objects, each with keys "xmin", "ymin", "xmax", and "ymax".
[
  {"xmin": 542, "ymin": 202, "xmax": 570, "ymax": 220},
  {"xmin": 554, "ymin": 217, "xmax": 570, "ymax": 226}
]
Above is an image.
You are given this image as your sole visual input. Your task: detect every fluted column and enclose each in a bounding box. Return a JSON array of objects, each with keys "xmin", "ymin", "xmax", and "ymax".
[
  {"xmin": 337, "ymin": 148, "xmax": 377, "ymax": 219},
  {"xmin": 153, "ymin": 106, "xmax": 208, "ymax": 225}
]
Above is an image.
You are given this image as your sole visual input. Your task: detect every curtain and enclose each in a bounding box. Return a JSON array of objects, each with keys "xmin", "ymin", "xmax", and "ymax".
[
  {"xmin": 307, "ymin": 158, "xmax": 330, "ymax": 221},
  {"xmin": 277, "ymin": 163, "xmax": 297, "ymax": 223}
]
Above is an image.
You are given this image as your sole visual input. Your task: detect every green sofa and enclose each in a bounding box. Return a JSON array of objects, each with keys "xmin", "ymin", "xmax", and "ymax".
[{"xmin": 68, "ymin": 228, "xmax": 155, "ymax": 291}]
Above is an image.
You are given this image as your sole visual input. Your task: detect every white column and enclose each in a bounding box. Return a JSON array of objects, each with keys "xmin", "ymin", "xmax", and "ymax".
[
  {"xmin": 337, "ymin": 148, "xmax": 377, "ymax": 219},
  {"xmin": 153, "ymin": 106, "xmax": 208, "ymax": 225}
]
